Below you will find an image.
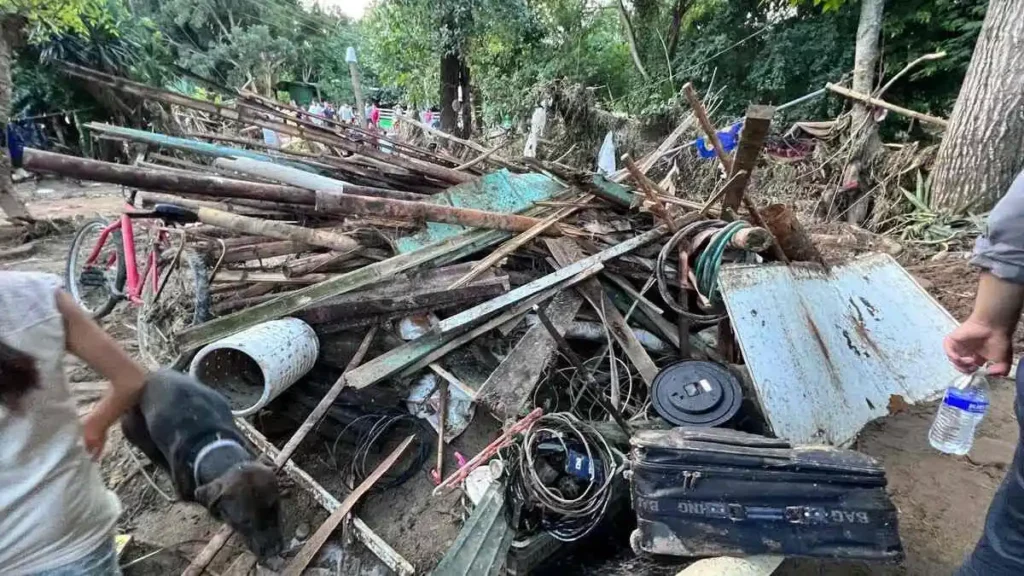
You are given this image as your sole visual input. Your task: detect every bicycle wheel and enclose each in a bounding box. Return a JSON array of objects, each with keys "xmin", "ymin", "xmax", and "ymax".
[
  {"xmin": 136, "ymin": 248, "xmax": 211, "ymax": 369},
  {"xmin": 65, "ymin": 218, "xmax": 126, "ymax": 319}
]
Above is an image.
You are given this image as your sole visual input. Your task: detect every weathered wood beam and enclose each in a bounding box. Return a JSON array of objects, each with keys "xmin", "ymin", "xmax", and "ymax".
[
  {"xmin": 235, "ymin": 420, "xmax": 414, "ymax": 575},
  {"xmin": 178, "ymin": 228, "xmax": 506, "ymax": 351},
  {"xmin": 345, "ymin": 267, "xmax": 601, "ymax": 390},
  {"xmin": 721, "ymin": 104, "xmax": 774, "ymax": 213},
  {"xmin": 436, "ymin": 216, "xmax": 695, "ymax": 334},
  {"xmin": 545, "ymin": 237, "xmax": 659, "ymax": 385},
  {"xmin": 282, "ymin": 436, "xmax": 415, "ymax": 576},
  {"xmin": 474, "ymin": 290, "xmax": 584, "ymax": 421}
]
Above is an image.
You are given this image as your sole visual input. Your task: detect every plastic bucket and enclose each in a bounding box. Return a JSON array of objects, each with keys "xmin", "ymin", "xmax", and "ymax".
[{"xmin": 189, "ymin": 318, "xmax": 319, "ymax": 416}]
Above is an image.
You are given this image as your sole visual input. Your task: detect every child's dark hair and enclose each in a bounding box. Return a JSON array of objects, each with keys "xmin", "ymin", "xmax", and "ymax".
[{"xmin": 0, "ymin": 340, "xmax": 39, "ymax": 411}]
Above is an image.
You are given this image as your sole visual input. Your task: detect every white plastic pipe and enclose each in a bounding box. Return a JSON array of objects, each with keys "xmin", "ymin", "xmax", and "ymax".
[{"xmin": 190, "ymin": 318, "xmax": 319, "ymax": 416}]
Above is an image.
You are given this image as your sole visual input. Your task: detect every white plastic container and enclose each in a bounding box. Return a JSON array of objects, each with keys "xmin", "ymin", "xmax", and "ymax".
[{"xmin": 190, "ymin": 318, "xmax": 319, "ymax": 416}]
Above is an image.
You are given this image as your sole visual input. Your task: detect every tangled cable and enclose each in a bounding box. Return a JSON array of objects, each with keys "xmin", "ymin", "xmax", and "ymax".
[
  {"xmin": 503, "ymin": 412, "xmax": 622, "ymax": 542},
  {"xmin": 330, "ymin": 410, "xmax": 431, "ymax": 491}
]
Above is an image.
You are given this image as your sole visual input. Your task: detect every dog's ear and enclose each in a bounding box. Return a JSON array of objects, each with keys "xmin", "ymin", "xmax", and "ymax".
[{"xmin": 195, "ymin": 478, "xmax": 225, "ymax": 518}]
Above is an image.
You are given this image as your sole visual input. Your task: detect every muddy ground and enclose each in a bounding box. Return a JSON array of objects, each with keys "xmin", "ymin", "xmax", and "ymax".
[{"xmin": 1, "ymin": 178, "xmax": 1015, "ymax": 576}]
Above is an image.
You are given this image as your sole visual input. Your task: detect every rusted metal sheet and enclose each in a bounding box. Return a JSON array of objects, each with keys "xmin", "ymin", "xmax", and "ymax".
[{"xmin": 718, "ymin": 253, "xmax": 960, "ymax": 446}]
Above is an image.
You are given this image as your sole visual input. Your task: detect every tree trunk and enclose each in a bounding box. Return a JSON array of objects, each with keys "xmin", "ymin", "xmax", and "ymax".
[
  {"xmin": 832, "ymin": 0, "xmax": 884, "ymax": 225},
  {"xmin": 666, "ymin": 0, "xmax": 689, "ymax": 60},
  {"xmin": 931, "ymin": 0, "xmax": 1024, "ymax": 213},
  {"xmin": 472, "ymin": 84, "xmax": 484, "ymax": 134},
  {"xmin": 439, "ymin": 50, "xmax": 460, "ymax": 135},
  {"xmin": 851, "ymin": 0, "xmax": 885, "ymax": 132},
  {"xmin": 616, "ymin": 0, "xmax": 651, "ymax": 83},
  {"xmin": 0, "ymin": 20, "xmax": 31, "ymax": 222},
  {"xmin": 457, "ymin": 58, "xmax": 472, "ymax": 138}
]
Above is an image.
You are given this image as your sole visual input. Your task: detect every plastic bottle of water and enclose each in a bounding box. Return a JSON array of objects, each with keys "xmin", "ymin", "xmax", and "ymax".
[{"xmin": 928, "ymin": 367, "xmax": 991, "ymax": 455}]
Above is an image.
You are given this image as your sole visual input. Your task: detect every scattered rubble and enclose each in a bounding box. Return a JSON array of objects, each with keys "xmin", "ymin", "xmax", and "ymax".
[{"xmin": 15, "ymin": 65, "xmax": 971, "ymax": 575}]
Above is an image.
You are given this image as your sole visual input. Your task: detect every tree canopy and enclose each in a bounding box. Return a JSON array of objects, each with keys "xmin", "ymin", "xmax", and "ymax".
[{"xmin": 3, "ymin": 0, "xmax": 990, "ymax": 137}]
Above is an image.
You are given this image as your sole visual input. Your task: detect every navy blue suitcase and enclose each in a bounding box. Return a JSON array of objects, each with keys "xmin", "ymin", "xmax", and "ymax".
[{"xmin": 628, "ymin": 427, "xmax": 903, "ymax": 561}]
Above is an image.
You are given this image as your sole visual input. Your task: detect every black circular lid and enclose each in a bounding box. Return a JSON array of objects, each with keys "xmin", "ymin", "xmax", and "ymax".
[{"xmin": 651, "ymin": 360, "xmax": 742, "ymax": 427}]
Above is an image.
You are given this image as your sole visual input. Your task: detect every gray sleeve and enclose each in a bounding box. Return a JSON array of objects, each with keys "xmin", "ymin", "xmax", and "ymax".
[{"xmin": 972, "ymin": 170, "xmax": 1024, "ymax": 283}]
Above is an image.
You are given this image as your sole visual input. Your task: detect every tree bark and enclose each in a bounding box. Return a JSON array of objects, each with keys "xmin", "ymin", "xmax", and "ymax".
[
  {"xmin": 458, "ymin": 58, "xmax": 472, "ymax": 138},
  {"xmin": 472, "ymin": 83, "xmax": 484, "ymax": 134},
  {"xmin": 439, "ymin": 50, "xmax": 460, "ymax": 135},
  {"xmin": 616, "ymin": 0, "xmax": 652, "ymax": 83},
  {"xmin": 0, "ymin": 19, "xmax": 31, "ymax": 222},
  {"xmin": 666, "ymin": 0, "xmax": 689, "ymax": 60},
  {"xmin": 836, "ymin": 0, "xmax": 884, "ymax": 225},
  {"xmin": 851, "ymin": 0, "xmax": 885, "ymax": 132},
  {"xmin": 931, "ymin": 0, "xmax": 1024, "ymax": 213}
]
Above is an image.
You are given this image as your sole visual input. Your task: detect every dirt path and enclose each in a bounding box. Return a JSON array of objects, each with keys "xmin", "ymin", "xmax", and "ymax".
[{"xmin": 1, "ymin": 179, "xmax": 1015, "ymax": 575}]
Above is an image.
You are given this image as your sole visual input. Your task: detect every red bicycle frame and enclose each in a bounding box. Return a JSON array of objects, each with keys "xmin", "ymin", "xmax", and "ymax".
[{"xmin": 83, "ymin": 209, "xmax": 165, "ymax": 304}]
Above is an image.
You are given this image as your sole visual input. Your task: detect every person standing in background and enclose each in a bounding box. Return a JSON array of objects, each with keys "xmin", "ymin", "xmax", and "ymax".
[
  {"xmin": 944, "ymin": 170, "xmax": 1024, "ymax": 576},
  {"xmin": 0, "ymin": 272, "xmax": 148, "ymax": 575},
  {"xmin": 308, "ymin": 100, "xmax": 324, "ymax": 126},
  {"xmin": 340, "ymin": 103, "xmax": 354, "ymax": 124},
  {"xmin": 369, "ymin": 101, "xmax": 380, "ymax": 130}
]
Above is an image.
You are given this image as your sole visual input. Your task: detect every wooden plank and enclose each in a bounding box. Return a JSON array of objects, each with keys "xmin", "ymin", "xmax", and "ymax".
[
  {"xmin": 345, "ymin": 267, "xmax": 600, "ymax": 391},
  {"xmin": 474, "ymin": 290, "xmax": 585, "ymax": 421},
  {"xmin": 298, "ymin": 266, "xmax": 509, "ymax": 325},
  {"xmin": 681, "ymin": 88, "xmax": 789, "ymax": 264},
  {"xmin": 429, "ymin": 363, "xmax": 477, "ymax": 400},
  {"xmin": 277, "ymin": 327, "xmax": 377, "ymax": 462},
  {"xmin": 446, "ymin": 201, "xmax": 583, "ymax": 290},
  {"xmin": 236, "ymin": 420, "xmax": 414, "ymax": 575},
  {"xmin": 178, "ymin": 228, "xmax": 501, "ymax": 351},
  {"xmin": 545, "ymin": 238, "xmax": 659, "ymax": 385},
  {"xmin": 437, "ymin": 223, "xmax": 674, "ymax": 334},
  {"xmin": 721, "ymin": 104, "xmax": 774, "ymax": 213},
  {"xmin": 282, "ymin": 436, "xmax": 416, "ymax": 576}
]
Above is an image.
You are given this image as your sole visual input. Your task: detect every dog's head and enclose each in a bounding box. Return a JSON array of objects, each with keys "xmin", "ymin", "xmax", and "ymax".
[{"xmin": 196, "ymin": 462, "xmax": 283, "ymax": 559}]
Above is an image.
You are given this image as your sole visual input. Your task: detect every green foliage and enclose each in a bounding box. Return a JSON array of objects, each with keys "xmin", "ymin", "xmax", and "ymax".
[
  {"xmin": 5, "ymin": 0, "xmax": 991, "ymax": 138},
  {"xmin": 893, "ymin": 169, "xmax": 985, "ymax": 246},
  {"xmin": 789, "ymin": 0, "xmax": 849, "ymax": 13},
  {"xmin": 1, "ymin": 0, "xmax": 118, "ymax": 39}
]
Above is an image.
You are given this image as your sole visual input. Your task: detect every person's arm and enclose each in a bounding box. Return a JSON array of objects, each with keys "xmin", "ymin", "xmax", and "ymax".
[
  {"xmin": 56, "ymin": 291, "xmax": 146, "ymax": 458},
  {"xmin": 945, "ymin": 171, "xmax": 1024, "ymax": 376}
]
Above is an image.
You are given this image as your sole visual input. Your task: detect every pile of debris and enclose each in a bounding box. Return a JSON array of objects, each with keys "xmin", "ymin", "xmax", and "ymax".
[{"xmin": 23, "ymin": 65, "xmax": 966, "ymax": 575}]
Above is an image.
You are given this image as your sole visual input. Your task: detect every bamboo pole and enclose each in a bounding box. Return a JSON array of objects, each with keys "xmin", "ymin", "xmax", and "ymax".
[
  {"xmin": 62, "ymin": 63, "xmax": 473, "ymax": 184},
  {"xmin": 196, "ymin": 207, "xmax": 360, "ymax": 253},
  {"xmin": 826, "ymin": 82, "xmax": 948, "ymax": 128},
  {"xmin": 314, "ymin": 191, "xmax": 559, "ymax": 236}
]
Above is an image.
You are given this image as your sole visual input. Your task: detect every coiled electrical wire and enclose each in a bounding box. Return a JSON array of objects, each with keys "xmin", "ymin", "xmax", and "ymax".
[
  {"xmin": 504, "ymin": 412, "xmax": 623, "ymax": 542},
  {"xmin": 330, "ymin": 410, "xmax": 431, "ymax": 490}
]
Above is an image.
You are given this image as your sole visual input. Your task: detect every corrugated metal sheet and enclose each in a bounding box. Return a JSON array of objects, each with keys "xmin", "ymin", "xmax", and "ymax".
[{"xmin": 718, "ymin": 253, "xmax": 960, "ymax": 446}]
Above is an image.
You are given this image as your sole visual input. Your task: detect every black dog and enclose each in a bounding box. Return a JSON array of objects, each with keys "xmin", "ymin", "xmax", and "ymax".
[{"xmin": 121, "ymin": 370, "xmax": 283, "ymax": 558}]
